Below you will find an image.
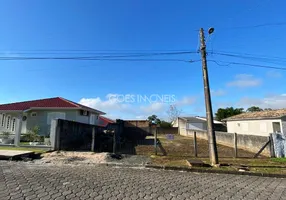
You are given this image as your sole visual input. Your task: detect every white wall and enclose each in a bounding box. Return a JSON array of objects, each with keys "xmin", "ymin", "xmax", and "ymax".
[
  {"xmin": 178, "ymin": 118, "xmax": 187, "ymax": 136},
  {"xmin": 227, "ymin": 119, "xmax": 282, "ymax": 136}
]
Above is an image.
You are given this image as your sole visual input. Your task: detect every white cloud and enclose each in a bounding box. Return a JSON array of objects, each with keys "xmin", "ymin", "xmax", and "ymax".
[
  {"xmin": 211, "ymin": 89, "xmax": 226, "ymax": 96},
  {"xmin": 140, "ymin": 102, "xmax": 166, "ymax": 114},
  {"xmin": 266, "ymin": 71, "xmax": 282, "ymax": 78},
  {"xmin": 79, "ymin": 94, "xmax": 196, "ymax": 120},
  {"xmin": 175, "ymin": 96, "xmax": 196, "ymax": 106},
  {"xmin": 237, "ymin": 94, "xmax": 286, "ymax": 109},
  {"xmin": 227, "ymin": 74, "xmax": 262, "ymax": 88}
]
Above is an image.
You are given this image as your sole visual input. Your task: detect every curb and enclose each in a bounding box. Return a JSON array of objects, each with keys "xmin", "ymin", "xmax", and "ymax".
[{"xmin": 145, "ymin": 165, "xmax": 286, "ymax": 178}]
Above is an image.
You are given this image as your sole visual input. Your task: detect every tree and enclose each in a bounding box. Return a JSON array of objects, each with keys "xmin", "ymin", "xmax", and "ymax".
[
  {"xmin": 215, "ymin": 107, "xmax": 244, "ymax": 121},
  {"xmin": 160, "ymin": 120, "xmax": 172, "ymax": 128},
  {"xmin": 246, "ymin": 106, "xmax": 263, "ymax": 112},
  {"xmin": 147, "ymin": 115, "xmax": 161, "ymax": 125},
  {"xmin": 166, "ymin": 105, "xmax": 182, "ymax": 122},
  {"xmin": 264, "ymin": 108, "xmax": 272, "ymax": 111}
]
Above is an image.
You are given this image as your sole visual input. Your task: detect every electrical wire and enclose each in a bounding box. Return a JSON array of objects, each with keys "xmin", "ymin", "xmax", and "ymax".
[
  {"xmin": 209, "ymin": 60, "xmax": 286, "ymax": 71},
  {"xmin": 0, "ymin": 51, "xmax": 197, "ymax": 60},
  {"xmin": 212, "ymin": 52, "xmax": 286, "ymax": 66},
  {"xmin": 223, "ymin": 22, "xmax": 286, "ymax": 30},
  {"xmin": 214, "ymin": 51, "xmax": 286, "ymax": 61}
]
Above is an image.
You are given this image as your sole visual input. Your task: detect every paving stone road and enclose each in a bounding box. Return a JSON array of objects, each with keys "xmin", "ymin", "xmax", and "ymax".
[{"xmin": 0, "ymin": 161, "xmax": 286, "ymax": 200}]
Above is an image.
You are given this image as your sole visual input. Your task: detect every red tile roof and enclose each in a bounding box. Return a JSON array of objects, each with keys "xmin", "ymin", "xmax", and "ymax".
[{"xmin": 0, "ymin": 97, "xmax": 105, "ymax": 114}]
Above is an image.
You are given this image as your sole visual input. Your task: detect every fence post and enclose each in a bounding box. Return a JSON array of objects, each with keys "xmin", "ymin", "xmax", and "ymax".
[
  {"xmin": 269, "ymin": 134, "xmax": 275, "ymax": 158},
  {"xmin": 55, "ymin": 119, "xmax": 61, "ymax": 151},
  {"xmin": 194, "ymin": 131, "xmax": 198, "ymax": 157},
  {"xmin": 154, "ymin": 127, "xmax": 158, "ymax": 155},
  {"xmin": 14, "ymin": 118, "xmax": 21, "ymax": 147},
  {"xmin": 91, "ymin": 127, "xmax": 95, "ymax": 152},
  {"xmin": 113, "ymin": 131, "xmax": 117, "ymax": 154},
  {"xmin": 234, "ymin": 132, "xmax": 238, "ymax": 158}
]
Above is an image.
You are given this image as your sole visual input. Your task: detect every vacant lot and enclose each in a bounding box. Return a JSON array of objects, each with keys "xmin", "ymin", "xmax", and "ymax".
[
  {"xmin": 135, "ymin": 134, "xmax": 286, "ymax": 174},
  {"xmin": 136, "ymin": 134, "xmax": 255, "ymax": 158}
]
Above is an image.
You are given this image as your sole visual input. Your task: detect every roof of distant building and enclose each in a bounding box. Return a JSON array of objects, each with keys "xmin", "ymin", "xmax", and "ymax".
[
  {"xmin": 224, "ymin": 109, "xmax": 286, "ymax": 121},
  {"xmin": 0, "ymin": 97, "xmax": 105, "ymax": 114}
]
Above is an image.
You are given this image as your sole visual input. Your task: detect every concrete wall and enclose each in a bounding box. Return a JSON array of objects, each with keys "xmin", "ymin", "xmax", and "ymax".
[
  {"xmin": 178, "ymin": 118, "xmax": 187, "ymax": 135},
  {"xmin": 157, "ymin": 127, "xmax": 178, "ymax": 134},
  {"xmin": 227, "ymin": 119, "xmax": 282, "ymax": 136},
  {"xmin": 183, "ymin": 129, "xmax": 270, "ymax": 156},
  {"xmin": 124, "ymin": 120, "xmax": 149, "ymax": 127}
]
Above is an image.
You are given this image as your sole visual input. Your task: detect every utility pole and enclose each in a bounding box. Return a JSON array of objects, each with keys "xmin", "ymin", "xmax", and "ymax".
[{"xmin": 199, "ymin": 28, "xmax": 219, "ymax": 165}]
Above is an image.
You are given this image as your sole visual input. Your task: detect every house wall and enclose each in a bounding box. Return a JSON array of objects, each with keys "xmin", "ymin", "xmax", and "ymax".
[
  {"xmin": 0, "ymin": 112, "xmax": 21, "ymax": 133},
  {"xmin": 227, "ymin": 119, "xmax": 282, "ymax": 136},
  {"xmin": 24, "ymin": 110, "xmax": 99, "ymax": 136},
  {"xmin": 178, "ymin": 118, "xmax": 187, "ymax": 135}
]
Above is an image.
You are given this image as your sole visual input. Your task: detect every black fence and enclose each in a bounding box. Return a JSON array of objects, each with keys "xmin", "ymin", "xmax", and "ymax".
[{"xmin": 55, "ymin": 119, "xmax": 105, "ymax": 151}]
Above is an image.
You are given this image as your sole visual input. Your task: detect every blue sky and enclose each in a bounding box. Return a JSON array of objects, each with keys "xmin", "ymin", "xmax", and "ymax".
[{"xmin": 1, "ymin": 0, "xmax": 286, "ymax": 120}]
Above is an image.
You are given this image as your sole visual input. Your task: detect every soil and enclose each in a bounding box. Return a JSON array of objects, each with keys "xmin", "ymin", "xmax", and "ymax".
[{"xmin": 34, "ymin": 151, "xmax": 151, "ymax": 166}]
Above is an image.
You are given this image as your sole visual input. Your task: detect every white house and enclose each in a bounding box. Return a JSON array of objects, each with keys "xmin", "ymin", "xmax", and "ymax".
[
  {"xmin": 0, "ymin": 97, "xmax": 105, "ymax": 136},
  {"xmin": 172, "ymin": 116, "xmax": 225, "ymax": 135},
  {"xmin": 224, "ymin": 109, "xmax": 286, "ymax": 136}
]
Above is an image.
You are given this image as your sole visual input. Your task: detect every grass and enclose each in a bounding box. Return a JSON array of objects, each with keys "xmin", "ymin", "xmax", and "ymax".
[
  {"xmin": 0, "ymin": 146, "xmax": 47, "ymax": 154},
  {"xmin": 135, "ymin": 134, "xmax": 286, "ymax": 175},
  {"xmin": 271, "ymin": 158, "xmax": 286, "ymax": 163}
]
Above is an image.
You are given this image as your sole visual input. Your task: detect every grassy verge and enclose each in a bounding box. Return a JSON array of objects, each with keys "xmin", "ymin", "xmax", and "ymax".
[{"xmin": 0, "ymin": 146, "xmax": 47, "ymax": 154}]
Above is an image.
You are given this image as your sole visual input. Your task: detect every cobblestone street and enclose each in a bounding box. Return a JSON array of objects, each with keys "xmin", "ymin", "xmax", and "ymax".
[{"xmin": 0, "ymin": 161, "xmax": 286, "ymax": 200}]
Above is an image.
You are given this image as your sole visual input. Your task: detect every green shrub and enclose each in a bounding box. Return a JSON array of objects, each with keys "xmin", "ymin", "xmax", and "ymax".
[
  {"xmin": 1, "ymin": 131, "xmax": 11, "ymax": 138},
  {"xmin": 25, "ymin": 126, "xmax": 41, "ymax": 142}
]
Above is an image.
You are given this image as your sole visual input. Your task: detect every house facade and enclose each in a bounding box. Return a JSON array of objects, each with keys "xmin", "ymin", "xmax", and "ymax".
[
  {"xmin": 0, "ymin": 97, "xmax": 105, "ymax": 136},
  {"xmin": 172, "ymin": 116, "xmax": 225, "ymax": 135},
  {"xmin": 224, "ymin": 109, "xmax": 286, "ymax": 136}
]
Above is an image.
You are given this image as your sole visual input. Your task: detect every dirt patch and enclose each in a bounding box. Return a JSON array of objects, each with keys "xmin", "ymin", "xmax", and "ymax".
[{"xmin": 34, "ymin": 151, "xmax": 151, "ymax": 166}]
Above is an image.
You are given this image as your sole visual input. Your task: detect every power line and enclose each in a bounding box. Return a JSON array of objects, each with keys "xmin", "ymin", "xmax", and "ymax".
[
  {"xmin": 209, "ymin": 60, "xmax": 286, "ymax": 71},
  {"xmin": 0, "ymin": 49, "xmax": 195, "ymax": 53},
  {"xmin": 0, "ymin": 51, "xmax": 197, "ymax": 61},
  {"xmin": 212, "ymin": 52, "xmax": 286, "ymax": 65},
  {"xmin": 223, "ymin": 22, "xmax": 286, "ymax": 30},
  {"xmin": 0, "ymin": 57, "xmax": 200, "ymax": 62},
  {"xmin": 213, "ymin": 51, "xmax": 286, "ymax": 61}
]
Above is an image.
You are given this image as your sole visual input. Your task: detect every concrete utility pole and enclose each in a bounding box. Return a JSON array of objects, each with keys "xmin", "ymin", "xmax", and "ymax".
[{"xmin": 199, "ymin": 28, "xmax": 219, "ymax": 165}]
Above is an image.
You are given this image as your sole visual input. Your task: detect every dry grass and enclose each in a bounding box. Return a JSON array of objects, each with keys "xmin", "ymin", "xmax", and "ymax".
[
  {"xmin": 136, "ymin": 134, "xmax": 255, "ymax": 158},
  {"xmin": 135, "ymin": 134, "xmax": 286, "ymax": 174}
]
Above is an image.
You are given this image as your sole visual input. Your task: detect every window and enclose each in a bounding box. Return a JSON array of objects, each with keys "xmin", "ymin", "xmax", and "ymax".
[
  {"xmin": 272, "ymin": 122, "xmax": 281, "ymax": 133},
  {"xmin": 31, "ymin": 112, "xmax": 37, "ymax": 117},
  {"xmin": 11, "ymin": 118, "xmax": 16, "ymax": 132},
  {"xmin": 1, "ymin": 114, "xmax": 5, "ymax": 127},
  {"xmin": 6, "ymin": 116, "xmax": 11, "ymax": 129}
]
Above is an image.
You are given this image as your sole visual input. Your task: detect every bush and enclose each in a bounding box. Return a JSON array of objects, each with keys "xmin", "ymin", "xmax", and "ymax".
[
  {"xmin": 25, "ymin": 126, "xmax": 41, "ymax": 142},
  {"xmin": 1, "ymin": 131, "xmax": 11, "ymax": 138}
]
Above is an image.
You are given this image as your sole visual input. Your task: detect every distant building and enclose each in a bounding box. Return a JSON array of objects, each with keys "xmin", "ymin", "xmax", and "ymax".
[
  {"xmin": 224, "ymin": 109, "xmax": 286, "ymax": 136},
  {"xmin": 0, "ymin": 97, "xmax": 105, "ymax": 136},
  {"xmin": 98, "ymin": 116, "xmax": 115, "ymax": 127},
  {"xmin": 172, "ymin": 116, "xmax": 226, "ymax": 135}
]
